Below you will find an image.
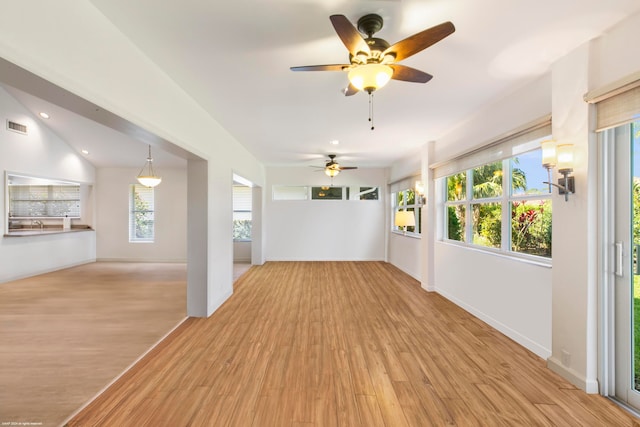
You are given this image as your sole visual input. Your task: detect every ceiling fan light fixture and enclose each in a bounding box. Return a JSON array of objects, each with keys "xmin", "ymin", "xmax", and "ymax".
[
  {"xmin": 325, "ymin": 167, "xmax": 340, "ymax": 177},
  {"xmin": 348, "ymin": 64, "xmax": 393, "ymax": 92}
]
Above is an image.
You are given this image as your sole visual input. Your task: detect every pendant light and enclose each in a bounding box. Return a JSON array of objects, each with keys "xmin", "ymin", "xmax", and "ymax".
[{"xmin": 137, "ymin": 145, "xmax": 162, "ymax": 187}]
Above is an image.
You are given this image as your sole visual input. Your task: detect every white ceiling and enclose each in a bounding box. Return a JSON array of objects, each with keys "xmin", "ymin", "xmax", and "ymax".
[{"xmin": 5, "ymin": 1, "xmax": 640, "ymax": 169}]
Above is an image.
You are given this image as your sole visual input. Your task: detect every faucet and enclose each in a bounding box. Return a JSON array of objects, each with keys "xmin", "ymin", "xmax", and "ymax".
[{"xmin": 32, "ymin": 220, "xmax": 44, "ymax": 230}]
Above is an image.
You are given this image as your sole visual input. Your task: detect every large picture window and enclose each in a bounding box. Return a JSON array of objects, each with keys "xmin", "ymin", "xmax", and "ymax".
[
  {"xmin": 129, "ymin": 184, "xmax": 155, "ymax": 243},
  {"xmin": 444, "ymin": 148, "xmax": 552, "ymax": 258}
]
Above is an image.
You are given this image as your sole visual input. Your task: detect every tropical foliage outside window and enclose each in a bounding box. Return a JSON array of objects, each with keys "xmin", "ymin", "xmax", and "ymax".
[
  {"xmin": 129, "ymin": 184, "xmax": 154, "ymax": 242},
  {"xmin": 392, "ymin": 188, "xmax": 421, "ymax": 235},
  {"xmin": 444, "ymin": 148, "xmax": 552, "ymax": 258},
  {"xmin": 233, "ymin": 186, "xmax": 252, "ymax": 241}
]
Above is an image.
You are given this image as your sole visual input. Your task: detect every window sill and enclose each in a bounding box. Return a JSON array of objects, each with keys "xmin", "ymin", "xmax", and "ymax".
[
  {"xmin": 437, "ymin": 240, "xmax": 552, "ymax": 268},
  {"xmin": 390, "ymin": 230, "xmax": 421, "ymax": 239}
]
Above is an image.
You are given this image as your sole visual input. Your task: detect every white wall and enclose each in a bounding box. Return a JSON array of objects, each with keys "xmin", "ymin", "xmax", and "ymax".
[
  {"xmin": 386, "ymin": 11, "xmax": 640, "ymax": 390},
  {"xmin": 387, "ymin": 150, "xmax": 423, "ymax": 280},
  {"xmin": 390, "ymin": 74, "xmax": 555, "ymax": 360},
  {"xmin": 95, "ymin": 167, "xmax": 187, "ymax": 262},
  {"xmin": 545, "ymin": 10, "xmax": 640, "ymax": 393},
  {"xmin": 431, "ymin": 75, "xmax": 553, "ymax": 359},
  {"xmin": 0, "ymin": 87, "xmax": 96, "ymax": 283},
  {"xmin": 387, "ymin": 233, "xmax": 421, "ymax": 280},
  {"xmin": 233, "ymin": 241, "xmax": 251, "ymax": 262},
  {"xmin": 0, "ymin": 2, "xmax": 265, "ymax": 316},
  {"xmin": 435, "ymin": 243, "xmax": 552, "ymax": 357},
  {"xmin": 266, "ymin": 167, "xmax": 386, "ymax": 261}
]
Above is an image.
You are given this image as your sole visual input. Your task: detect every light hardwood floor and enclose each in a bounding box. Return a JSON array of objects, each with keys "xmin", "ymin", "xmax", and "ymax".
[
  {"xmin": 68, "ymin": 261, "xmax": 639, "ymax": 426},
  {"xmin": 0, "ymin": 262, "xmax": 187, "ymax": 427}
]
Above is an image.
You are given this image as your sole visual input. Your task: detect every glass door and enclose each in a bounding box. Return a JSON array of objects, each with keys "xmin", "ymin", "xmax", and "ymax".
[{"xmin": 608, "ymin": 121, "xmax": 640, "ymax": 410}]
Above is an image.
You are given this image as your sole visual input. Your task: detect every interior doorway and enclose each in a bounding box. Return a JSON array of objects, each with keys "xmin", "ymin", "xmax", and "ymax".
[{"xmin": 232, "ymin": 173, "xmax": 263, "ymax": 281}]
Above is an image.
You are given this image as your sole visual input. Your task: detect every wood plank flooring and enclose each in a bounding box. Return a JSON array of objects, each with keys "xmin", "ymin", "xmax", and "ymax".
[
  {"xmin": 0, "ymin": 262, "xmax": 187, "ymax": 427},
  {"xmin": 68, "ymin": 261, "xmax": 639, "ymax": 426}
]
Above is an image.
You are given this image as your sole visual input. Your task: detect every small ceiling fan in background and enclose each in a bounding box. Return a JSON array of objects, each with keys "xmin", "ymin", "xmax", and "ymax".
[
  {"xmin": 311, "ymin": 154, "xmax": 358, "ymax": 178},
  {"xmin": 291, "ymin": 13, "xmax": 455, "ymax": 96}
]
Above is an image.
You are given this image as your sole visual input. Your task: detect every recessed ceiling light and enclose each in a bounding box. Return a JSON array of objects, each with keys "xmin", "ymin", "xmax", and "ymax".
[
  {"xmin": 329, "ymin": 139, "xmax": 339, "ymax": 145},
  {"xmin": 81, "ymin": 149, "xmax": 89, "ymax": 155},
  {"xmin": 39, "ymin": 112, "xmax": 50, "ymax": 119}
]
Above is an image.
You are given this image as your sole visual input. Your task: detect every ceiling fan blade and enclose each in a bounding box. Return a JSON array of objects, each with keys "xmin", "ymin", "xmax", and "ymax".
[
  {"xmin": 342, "ymin": 83, "xmax": 360, "ymax": 96},
  {"xmin": 389, "ymin": 64, "xmax": 433, "ymax": 83},
  {"xmin": 383, "ymin": 21, "xmax": 455, "ymax": 62},
  {"xmin": 338, "ymin": 166, "xmax": 358, "ymax": 170},
  {"xmin": 330, "ymin": 15, "xmax": 371, "ymax": 56},
  {"xmin": 290, "ymin": 64, "xmax": 350, "ymax": 72}
]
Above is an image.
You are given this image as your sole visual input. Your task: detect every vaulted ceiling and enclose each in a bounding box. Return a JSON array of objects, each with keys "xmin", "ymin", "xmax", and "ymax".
[{"xmin": 5, "ymin": 1, "xmax": 640, "ymax": 169}]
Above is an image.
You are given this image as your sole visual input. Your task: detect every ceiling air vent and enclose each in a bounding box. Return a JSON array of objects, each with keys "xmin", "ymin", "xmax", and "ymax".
[{"xmin": 7, "ymin": 119, "xmax": 27, "ymax": 135}]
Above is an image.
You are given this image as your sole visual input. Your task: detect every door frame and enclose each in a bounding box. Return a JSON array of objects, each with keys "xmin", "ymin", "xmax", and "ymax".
[{"xmin": 599, "ymin": 123, "xmax": 640, "ymax": 412}]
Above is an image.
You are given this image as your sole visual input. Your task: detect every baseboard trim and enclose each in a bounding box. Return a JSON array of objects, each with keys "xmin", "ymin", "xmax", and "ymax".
[
  {"xmin": 208, "ymin": 289, "xmax": 233, "ymax": 317},
  {"xmin": 547, "ymin": 356, "xmax": 600, "ymax": 393},
  {"xmin": 96, "ymin": 258, "xmax": 187, "ymax": 263},
  {"xmin": 0, "ymin": 258, "xmax": 95, "ymax": 284},
  {"xmin": 435, "ymin": 286, "xmax": 551, "ymax": 360},
  {"xmin": 421, "ymin": 281, "xmax": 435, "ymax": 292}
]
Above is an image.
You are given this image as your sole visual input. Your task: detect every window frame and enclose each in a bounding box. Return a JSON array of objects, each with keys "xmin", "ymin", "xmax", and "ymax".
[
  {"xmin": 272, "ymin": 185, "xmax": 380, "ymax": 201},
  {"xmin": 233, "ymin": 185, "xmax": 252, "ymax": 242},
  {"xmin": 129, "ymin": 184, "xmax": 155, "ymax": 243},
  {"xmin": 391, "ymin": 188, "xmax": 422, "ymax": 238},
  {"xmin": 442, "ymin": 150, "xmax": 552, "ymax": 262}
]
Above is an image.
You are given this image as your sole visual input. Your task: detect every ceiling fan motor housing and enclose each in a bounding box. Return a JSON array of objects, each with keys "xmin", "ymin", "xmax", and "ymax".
[{"xmin": 357, "ymin": 14, "xmax": 384, "ymax": 37}]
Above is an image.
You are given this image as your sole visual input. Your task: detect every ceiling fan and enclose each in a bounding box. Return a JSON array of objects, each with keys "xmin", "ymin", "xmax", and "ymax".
[
  {"xmin": 312, "ymin": 154, "xmax": 358, "ymax": 177},
  {"xmin": 290, "ymin": 13, "xmax": 455, "ymax": 96}
]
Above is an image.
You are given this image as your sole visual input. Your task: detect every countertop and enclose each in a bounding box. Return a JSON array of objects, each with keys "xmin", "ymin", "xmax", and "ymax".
[{"xmin": 4, "ymin": 226, "xmax": 93, "ymax": 237}]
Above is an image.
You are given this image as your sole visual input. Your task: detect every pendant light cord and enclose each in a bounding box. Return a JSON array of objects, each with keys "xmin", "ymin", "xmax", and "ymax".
[{"xmin": 368, "ymin": 91, "xmax": 375, "ymax": 131}]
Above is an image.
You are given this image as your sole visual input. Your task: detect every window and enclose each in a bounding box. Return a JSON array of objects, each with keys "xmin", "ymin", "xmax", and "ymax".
[
  {"xmin": 8, "ymin": 179, "xmax": 81, "ymax": 218},
  {"xmin": 392, "ymin": 188, "xmax": 421, "ymax": 236},
  {"xmin": 358, "ymin": 187, "xmax": 379, "ymax": 200},
  {"xmin": 273, "ymin": 186, "xmax": 309, "ymax": 200},
  {"xmin": 273, "ymin": 186, "xmax": 379, "ymax": 201},
  {"xmin": 233, "ymin": 186, "xmax": 252, "ymax": 241},
  {"xmin": 443, "ymin": 148, "xmax": 552, "ymax": 258},
  {"xmin": 129, "ymin": 184, "xmax": 154, "ymax": 242},
  {"xmin": 312, "ymin": 186, "xmax": 343, "ymax": 200}
]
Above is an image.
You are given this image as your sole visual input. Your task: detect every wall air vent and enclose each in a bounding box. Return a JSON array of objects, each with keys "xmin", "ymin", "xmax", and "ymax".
[{"xmin": 7, "ymin": 119, "xmax": 27, "ymax": 135}]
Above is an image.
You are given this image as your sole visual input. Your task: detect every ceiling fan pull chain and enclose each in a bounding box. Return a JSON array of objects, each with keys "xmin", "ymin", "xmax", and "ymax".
[{"xmin": 369, "ymin": 92, "xmax": 375, "ymax": 130}]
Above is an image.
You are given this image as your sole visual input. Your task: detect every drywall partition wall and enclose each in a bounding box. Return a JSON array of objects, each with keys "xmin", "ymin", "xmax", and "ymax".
[
  {"xmin": 233, "ymin": 241, "xmax": 251, "ymax": 262},
  {"xmin": 435, "ymin": 243, "xmax": 552, "ymax": 358},
  {"xmin": 265, "ymin": 167, "xmax": 387, "ymax": 261},
  {"xmin": 0, "ymin": 3, "xmax": 264, "ymax": 317},
  {"xmin": 0, "ymin": 87, "xmax": 96, "ymax": 283},
  {"xmin": 251, "ymin": 186, "xmax": 265, "ymax": 265},
  {"xmin": 387, "ymin": 233, "xmax": 421, "ymax": 280},
  {"xmin": 95, "ymin": 168, "xmax": 187, "ymax": 262}
]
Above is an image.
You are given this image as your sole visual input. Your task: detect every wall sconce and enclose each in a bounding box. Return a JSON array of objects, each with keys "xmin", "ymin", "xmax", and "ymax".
[
  {"xmin": 395, "ymin": 210, "xmax": 416, "ymax": 235},
  {"xmin": 415, "ymin": 180, "xmax": 426, "ymax": 205},
  {"xmin": 541, "ymin": 140, "xmax": 575, "ymax": 202}
]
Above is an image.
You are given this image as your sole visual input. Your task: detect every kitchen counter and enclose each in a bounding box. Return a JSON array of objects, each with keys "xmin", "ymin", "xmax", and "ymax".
[{"xmin": 4, "ymin": 226, "xmax": 93, "ymax": 237}]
